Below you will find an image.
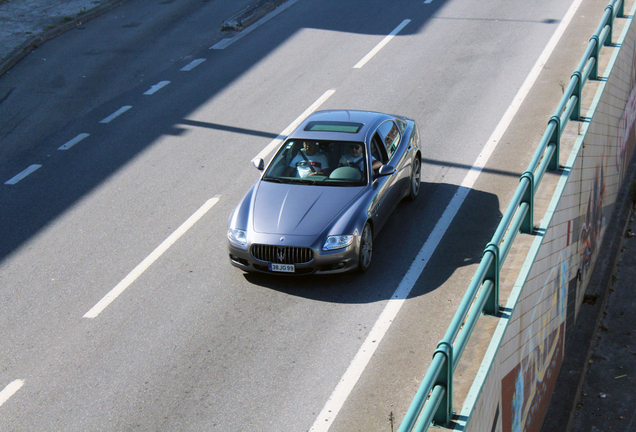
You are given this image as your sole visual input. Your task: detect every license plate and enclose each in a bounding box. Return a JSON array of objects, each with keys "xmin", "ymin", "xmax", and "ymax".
[{"xmin": 269, "ymin": 263, "xmax": 295, "ymax": 273}]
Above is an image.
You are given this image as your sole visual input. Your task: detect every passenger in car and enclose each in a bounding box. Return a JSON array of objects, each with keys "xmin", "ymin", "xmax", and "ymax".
[{"xmin": 339, "ymin": 143, "xmax": 382, "ymax": 171}]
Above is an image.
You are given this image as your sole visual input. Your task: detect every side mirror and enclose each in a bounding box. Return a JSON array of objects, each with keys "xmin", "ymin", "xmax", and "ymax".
[
  {"xmin": 253, "ymin": 158, "xmax": 264, "ymax": 171},
  {"xmin": 377, "ymin": 165, "xmax": 396, "ymax": 177}
]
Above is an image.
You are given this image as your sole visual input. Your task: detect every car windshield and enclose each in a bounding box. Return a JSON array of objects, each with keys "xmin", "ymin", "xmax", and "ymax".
[{"xmin": 263, "ymin": 140, "xmax": 368, "ymax": 186}]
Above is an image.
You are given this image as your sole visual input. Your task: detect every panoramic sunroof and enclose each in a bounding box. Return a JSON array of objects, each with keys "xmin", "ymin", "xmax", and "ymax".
[{"xmin": 304, "ymin": 121, "xmax": 363, "ymax": 134}]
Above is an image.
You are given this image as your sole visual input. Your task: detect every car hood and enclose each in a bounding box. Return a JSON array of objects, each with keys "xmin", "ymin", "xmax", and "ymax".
[{"xmin": 252, "ymin": 181, "xmax": 362, "ymax": 235}]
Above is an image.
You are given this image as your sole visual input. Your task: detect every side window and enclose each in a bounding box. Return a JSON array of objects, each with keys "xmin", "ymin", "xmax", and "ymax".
[
  {"xmin": 371, "ymin": 134, "xmax": 387, "ymax": 164},
  {"xmin": 395, "ymin": 118, "xmax": 407, "ymax": 134},
  {"xmin": 376, "ymin": 121, "xmax": 401, "ymax": 159}
]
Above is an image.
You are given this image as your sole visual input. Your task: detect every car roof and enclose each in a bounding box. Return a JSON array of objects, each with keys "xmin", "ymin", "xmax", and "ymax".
[{"xmin": 288, "ymin": 110, "xmax": 394, "ymax": 142}]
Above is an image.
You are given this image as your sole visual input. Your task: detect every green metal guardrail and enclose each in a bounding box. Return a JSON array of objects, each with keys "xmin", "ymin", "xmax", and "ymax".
[{"xmin": 398, "ymin": 0, "xmax": 625, "ymax": 430}]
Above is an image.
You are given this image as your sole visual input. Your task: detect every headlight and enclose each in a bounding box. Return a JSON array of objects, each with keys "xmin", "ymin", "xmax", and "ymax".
[
  {"xmin": 323, "ymin": 235, "xmax": 354, "ymax": 251},
  {"xmin": 228, "ymin": 228, "xmax": 247, "ymax": 248}
]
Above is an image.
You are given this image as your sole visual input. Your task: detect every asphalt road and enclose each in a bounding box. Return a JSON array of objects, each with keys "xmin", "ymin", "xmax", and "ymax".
[{"xmin": 0, "ymin": 0, "xmax": 610, "ymax": 430}]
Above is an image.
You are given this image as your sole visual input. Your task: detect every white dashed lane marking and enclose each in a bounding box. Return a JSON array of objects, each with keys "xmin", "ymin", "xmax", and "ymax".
[
  {"xmin": 99, "ymin": 106, "xmax": 132, "ymax": 124},
  {"xmin": 353, "ymin": 19, "xmax": 411, "ymax": 69},
  {"xmin": 58, "ymin": 133, "xmax": 90, "ymax": 151},
  {"xmin": 251, "ymin": 89, "xmax": 335, "ymax": 162},
  {"xmin": 144, "ymin": 81, "xmax": 171, "ymax": 95},
  {"xmin": 5, "ymin": 165, "xmax": 42, "ymax": 185},
  {"xmin": 83, "ymin": 196, "xmax": 221, "ymax": 319},
  {"xmin": 0, "ymin": 380, "xmax": 24, "ymax": 408},
  {"xmin": 180, "ymin": 59, "xmax": 206, "ymax": 71}
]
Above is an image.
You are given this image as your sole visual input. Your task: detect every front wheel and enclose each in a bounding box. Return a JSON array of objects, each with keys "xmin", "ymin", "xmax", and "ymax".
[
  {"xmin": 408, "ymin": 157, "xmax": 421, "ymax": 201},
  {"xmin": 358, "ymin": 222, "xmax": 373, "ymax": 272}
]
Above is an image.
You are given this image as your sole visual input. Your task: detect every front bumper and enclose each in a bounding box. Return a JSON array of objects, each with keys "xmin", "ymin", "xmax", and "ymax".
[{"xmin": 227, "ymin": 234, "xmax": 360, "ymax": 275}]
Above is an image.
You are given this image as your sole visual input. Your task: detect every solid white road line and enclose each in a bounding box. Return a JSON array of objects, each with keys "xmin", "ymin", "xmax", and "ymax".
[
  {"xmin": 4, "ymin": 165, "xmax": 42, "ymax": 185},
  {"xmin": 251, "ymin": 89, "xmax": 336, "ymax": 162},
  {"xmin": 180, "ymin": 59, "xmax": 206, "ymax": 71},
  {"xmin": 99, "ymin": 106, "xmax": 132, "ymax": 124},
  {"xmin": 83, "ymin": 196, "xmax": 221, "ymax": 319},
  {"xmin": 144, "ymin": 81, "xmax": 171, "ymax": 95},
  {"xmin": 309, "ymin": 178, "xmax": 472, "ymax": 432},
  {"xmin": 353, "ymin": 19, "xmax": 411, "ymax": 69},
  {"xmin": 0, "ymin": 380, "xmax": 24, "ymax": 408},
  {"xmin": 58, "ymin": 133, "xmax": 90, "ymax": 151},
  {"xmin": 210, "ymin": 0, "xmax": 300, "ymax": 50},
  {"xmin": 310, "ymin": 0, "xmax": 582, "ymax": 427}
]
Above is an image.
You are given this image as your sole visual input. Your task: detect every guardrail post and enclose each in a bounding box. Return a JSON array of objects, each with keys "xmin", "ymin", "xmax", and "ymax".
[
  {"xmin": 432, "ymin": 342, "xmax": 453, "ymax": 427},
  {"xmin": 570, "ymin": 71, "xmax": 582, "ymax": 120},
  {"xmin": 605, "ymin": 5, "xmax": 615, "ymax": 43},
  {"xmin": 617, "ymin": 0, "xmax": 624, "ymax": 17},
  {"xmin": 548, "ymin": 115, "xmax": 561, "ymax": 170},
  {"xmin": 520, "ymin": 171, "xmax": 534, "ymax": 234},
  {"xmin": 590, "ymin": 35, "xmax": 600, "ymax": 79},
  {"xmin": 483, "ymin": 243, "xmax": 500, "ymax": 315}
]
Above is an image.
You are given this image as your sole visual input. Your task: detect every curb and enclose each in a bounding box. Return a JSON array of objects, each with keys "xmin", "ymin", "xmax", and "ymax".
[
  {"xmin": 541, "ymin": 153, "xmax": 636, "ymax": 432},
  {"xmin": 0, "ymin": 0, "xmax": 289, "ymax": 77},
  {"xmin": 0, "ymin": 0, "xmax": 129, "ymax": 77},
  {"xmin": 221, "ymin": 0, "xmax": 288, "ymax": 32}
]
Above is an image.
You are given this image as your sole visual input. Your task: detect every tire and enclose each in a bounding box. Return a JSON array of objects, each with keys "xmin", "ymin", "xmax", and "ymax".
[
  {"xmin": 408, "ymin": 156, "xmax": 421, "ymax": 201},
  {"xmin": 358, "ymin": 222, "xmax": 373, "ymax": 272}
]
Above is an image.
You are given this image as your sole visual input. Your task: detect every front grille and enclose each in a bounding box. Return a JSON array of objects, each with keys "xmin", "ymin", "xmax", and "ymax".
[{"xmin": 251, "ymin": 244, "xmax": 313, "ymax": 264}]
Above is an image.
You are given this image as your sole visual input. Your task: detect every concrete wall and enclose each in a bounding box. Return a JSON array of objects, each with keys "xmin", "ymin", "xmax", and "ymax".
[{"xmin": 455, "ymin": 3, "xmax": 636, "ymax": 431}]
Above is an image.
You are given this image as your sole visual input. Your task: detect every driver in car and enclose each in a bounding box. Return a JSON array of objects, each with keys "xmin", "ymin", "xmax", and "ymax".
[{"xmin": 287, "ymin": 141, "xmax": 330, "ymax": 178}]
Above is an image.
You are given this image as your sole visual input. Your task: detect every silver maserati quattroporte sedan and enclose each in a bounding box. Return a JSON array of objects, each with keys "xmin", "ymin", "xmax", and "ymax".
[{"xmin": 227, "ymin": 110, "xmax": 421, "ymax": 274}]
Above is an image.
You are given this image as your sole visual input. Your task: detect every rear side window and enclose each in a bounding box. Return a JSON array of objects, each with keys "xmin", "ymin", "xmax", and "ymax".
[{"xmin": 376, "ymin": 121, "xmax": 400, "ymax": 159}]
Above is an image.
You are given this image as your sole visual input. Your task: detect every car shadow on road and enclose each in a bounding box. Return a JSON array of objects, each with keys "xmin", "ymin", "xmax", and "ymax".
[{"xmin": 242, "ymin": 181, "xmax": 502, "ymax": 304}]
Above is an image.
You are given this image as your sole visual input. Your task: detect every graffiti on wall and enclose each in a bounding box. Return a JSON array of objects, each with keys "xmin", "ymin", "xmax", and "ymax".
[
  {"xmin": 579, "ymin": 159, "xmax": 606, "ymax": 277},
  {"xmin": 615, "ymin": 42, "xmax": 636, "ymax": 178},
  {"xmin": 495, "ymin": 22, "xmax": 636, "ymax": 432},
  {"xmin": 501, "ymin": 254, "xmax": 569, "ymax": 432}
]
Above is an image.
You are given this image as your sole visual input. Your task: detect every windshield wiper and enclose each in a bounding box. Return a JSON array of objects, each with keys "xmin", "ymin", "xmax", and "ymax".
[
  {"xmin": 263, "ymin": 177, "xmax": 326, "ymax": 185},
  {"xmin": 263, "ymin": 177, "xmax": 287, "ymax": 183},
  {"xmin": 288, "ymin": 178, "xmax": 318, "ymax": 185}
]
